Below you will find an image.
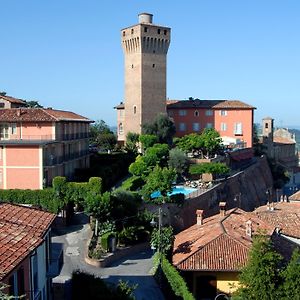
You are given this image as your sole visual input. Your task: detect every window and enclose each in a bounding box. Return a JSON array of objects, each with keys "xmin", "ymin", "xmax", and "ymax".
[
  {"xmin": 206, "ymin": 123, "xmax": 213, "ymax": 129},
  {"xmin": 179, "ymin": 110, "xmax": 187, "ymax": 116},
  {"xmin": 193, "ymin": 123, "xmax": 200, "ymax": 131},
  {"xmin": 265, "ymin": 123, "xmax": 269, "ymax": 129},
  {"xmin": 144, "ymin": 27, "xmax": 148, "ymax": 33},
  {"xmin": 164, "ymin": 29, "xmax": 167, "ymax": 35},
  {"xmin": 0, "ymin": 124, "xmax": 9, "ymax": 139},
  {"xmin": 205, "ymin": 110, "xmax": 213, "ymax": 116},
  {"xmin": 157, "ymin": 29, "xmax": 161, "ymax": 34},
  {"xmin": 122, "ymin": 31, "xmax": 125, "ymax": 36},
  {"xmin": 152, "ymin": 64, "xmax": 155, "ymax": 68},
  {"xmin": 220, "ymin": 110, "xmax": 227, "ymax": 116},
  {"xmin": 194, "ymin": 110, "xmax": 199, "ymax": 117},
  {"xmin": 11, "ymin": 123, "xmax": 17, "ymax": 135},
  {"xmin": 133, "ymin": 105, "xmax": 137, "ymax": 114},
  {"xmin": 179, "ymin": 123, "xmax": 186, "ymax": 132},
  {"xmin": 221, "ymin": 123, "xmax": 227, "ymax": 131},
  {"xmin": 234, "ymin": 122, "xmax": 243, "ymax": 135},
  {"xmin": 131, "ymin": 28, "xmax": 134, "ymax": 34},
  {"xmin": 131, "ymin": 64, "xmax": 134, "ymax": 68},
  {"xmin": 119, "ymin": 123, "xmax": 124, "ymax": 135}
]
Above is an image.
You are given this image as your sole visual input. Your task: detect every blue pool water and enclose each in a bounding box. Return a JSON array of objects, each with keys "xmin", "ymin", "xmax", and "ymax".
[{"xmin": 151, "ymin": 186, "xmax": 197, "ymax": 199}]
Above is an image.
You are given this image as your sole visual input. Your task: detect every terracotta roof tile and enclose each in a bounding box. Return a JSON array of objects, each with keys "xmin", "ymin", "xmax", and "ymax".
[
  {"xmin": 254, "ymin": 202, "xmax": 300, "ymax": 238},
  {"xmin": 0, "ymin": 203, "xmax": 56, "ymax": 280},
  {"xmin": 0, "ymin": 108, "xmax": 92, "ymax": 122},
  {"xmin": 0, "ymin": 95, "xmax": 26, "ymax": 105},
  {"xmin": 167, "ymin": 99, "xmax": 255, "ymax": 110},
  {"xmin": 173, "ymin": 208, "xmax": 274, "ymax": 271},
  {"xmin": 273, "ymin": 136, "xmax": 296, "ymax": 145}
]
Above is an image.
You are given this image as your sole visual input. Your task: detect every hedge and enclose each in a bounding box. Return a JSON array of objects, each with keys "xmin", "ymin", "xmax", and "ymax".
[
  {"xmin": 0, "ymin": 188, "xmax": 61, "ymax": 213},
  {"xmin": 0, "ymin": 176, "xmax": 103, "ymax": 214},
  {"xmin": 155, "ymin": 253, "xmax": 195, "ymax": 300}
]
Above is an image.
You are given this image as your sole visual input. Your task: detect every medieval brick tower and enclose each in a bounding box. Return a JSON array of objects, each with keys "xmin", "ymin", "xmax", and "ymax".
[{"xmin": 117, "ymin": 13, "xmax": 171, "ymax": 142}]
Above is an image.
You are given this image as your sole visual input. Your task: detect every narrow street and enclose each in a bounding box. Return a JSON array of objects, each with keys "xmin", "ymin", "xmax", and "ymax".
[{"xmin": 52, "ymin": 213, "xmax": 165, "ymax": 300}]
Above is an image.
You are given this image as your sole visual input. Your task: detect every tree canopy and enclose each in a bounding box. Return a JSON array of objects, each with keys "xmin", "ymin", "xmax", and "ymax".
[
  {"xmin": 90, "ymin": 120, "xmax": 116, "ymax": 151},
  {"xmin": 189, "ymin": 162, "xmax": 230, "ymax": 176},
  {"xmin": 142, "ymin": 113, "xmax": 176, "ymax": 145},
  {"xmin": 175, "ymin": 129, "xmax": 222, "ymax": 158}
]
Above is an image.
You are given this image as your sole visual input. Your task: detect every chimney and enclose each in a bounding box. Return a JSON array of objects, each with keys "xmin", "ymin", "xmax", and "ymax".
[
  {"xmin": 219, "ymin": 202, "xmax": 226, "ymax": 217},
  {"xmin": 196, "ymin": 210, "xmax": 204, "ymax": 225},
  {"xmin": 246, "ymin": 220, "xmax": 252, "ymax": 237}
]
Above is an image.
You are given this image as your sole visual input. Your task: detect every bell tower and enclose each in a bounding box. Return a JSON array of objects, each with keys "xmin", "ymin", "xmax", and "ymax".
[{"xmin": 118, "ymin": 13, "xmax": 171, "ymax": 141}]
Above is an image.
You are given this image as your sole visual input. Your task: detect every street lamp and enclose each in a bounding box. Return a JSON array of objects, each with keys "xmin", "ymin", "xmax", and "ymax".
[
  {"xmin": 150, "ymin": 207, "xmax": 162, "ymax": 253},
  {"xmin": 234, "ymin": 193, "xmax": 241, "ymax": 208}
]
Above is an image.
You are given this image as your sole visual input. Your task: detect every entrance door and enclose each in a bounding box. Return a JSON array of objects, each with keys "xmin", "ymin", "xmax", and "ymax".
[{"xmin": 196, "ymin": 275, "xmax": 217, "ymax": 300}]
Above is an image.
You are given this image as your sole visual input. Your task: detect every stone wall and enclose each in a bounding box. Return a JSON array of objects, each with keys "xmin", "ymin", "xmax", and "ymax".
[{"xmin": 148, "ymin": 155, "xmax": 274, "ymax": 232}]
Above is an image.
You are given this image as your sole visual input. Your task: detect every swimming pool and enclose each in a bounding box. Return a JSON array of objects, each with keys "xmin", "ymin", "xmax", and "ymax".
[{"xmin": 151, "ymin": 186, "xmax": 198, "ymax": 199}]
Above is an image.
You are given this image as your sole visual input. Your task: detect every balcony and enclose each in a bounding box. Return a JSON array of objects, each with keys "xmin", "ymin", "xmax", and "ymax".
[
  {"xmin": 0, "ymin": 134, "xmax": 54, "ymax": 141},
  {"xmin": 44, "ymin": 150, "xmax": 90, "ymax": 166}
]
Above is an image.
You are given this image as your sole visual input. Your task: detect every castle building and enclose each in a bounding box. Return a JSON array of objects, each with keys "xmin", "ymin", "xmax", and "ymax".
[
  {"xmin": 116, "ymin": 13, "xmax": 255, "ymax": 149},
  {"xmin": 116, "ymin": 13, "xmax": 170, "ymax": 143}
]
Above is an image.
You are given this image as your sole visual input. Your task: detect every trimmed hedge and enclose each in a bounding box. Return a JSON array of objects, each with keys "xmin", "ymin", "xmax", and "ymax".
[
  {"xmin": 154, "ymin": 253, "xmax": 195, "ymax": 300},
  {"xmin": 0, "ymin": 188, "xmax": 61, "ymax": 213},
  {"xmin": 101, "ymin": 232, "xmax": 116, "ymax": 252}
]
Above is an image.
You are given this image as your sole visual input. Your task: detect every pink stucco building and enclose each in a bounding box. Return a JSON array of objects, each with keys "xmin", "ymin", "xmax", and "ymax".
[{"xmin": 0, "ymin": 107, "xmax": 92, "ymax": 189}]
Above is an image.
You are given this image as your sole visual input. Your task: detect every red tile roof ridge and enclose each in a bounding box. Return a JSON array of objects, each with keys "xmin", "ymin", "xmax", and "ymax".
[{"xmin": 0, "ymin": 95, "xmax": 26, "ymax": 104}]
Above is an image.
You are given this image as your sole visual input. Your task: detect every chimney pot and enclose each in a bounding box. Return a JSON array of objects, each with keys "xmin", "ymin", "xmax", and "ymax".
[
  {"xmin": 219, "ymin": 202, "xmax": 226, "ymax": 217},
  {"xmin": 246, "ymin": 220, "xmax": 252, "ymax": 237},
  {"xmin": 196, "ymin": 209, "xmax": 204, "ymax": 225}
]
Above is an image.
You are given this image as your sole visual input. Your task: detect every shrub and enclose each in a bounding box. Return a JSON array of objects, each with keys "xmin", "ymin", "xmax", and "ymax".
[
  {"xmin": 121, "ymin": 176, "xmax": 145, "ymax": 191},
  {"xmin": 160, "ymin": 254, "xmax": 195, "ymax": 300}
]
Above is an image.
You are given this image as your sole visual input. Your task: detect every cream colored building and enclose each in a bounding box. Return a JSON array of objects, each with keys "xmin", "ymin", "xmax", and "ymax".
[{"xmin": 116, "ymin": 13, "xmax": 171, "ymax": 143}]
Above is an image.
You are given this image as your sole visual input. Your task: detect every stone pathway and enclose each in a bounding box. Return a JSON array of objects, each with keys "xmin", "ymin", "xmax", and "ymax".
[{"xmin": 52, "ymin": 213, "xmax": 164, "ymax": 300}]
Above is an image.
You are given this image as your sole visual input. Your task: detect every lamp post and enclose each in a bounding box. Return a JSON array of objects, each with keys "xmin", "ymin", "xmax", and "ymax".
[{"xmin": 234, "ymin": 193, "xmax": 242, "ymax": 208}]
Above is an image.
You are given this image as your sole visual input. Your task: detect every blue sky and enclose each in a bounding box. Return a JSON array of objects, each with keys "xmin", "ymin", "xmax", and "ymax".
[{"xmin": 1, "ymin": 1, "xmax": 299, "ymax": 127}]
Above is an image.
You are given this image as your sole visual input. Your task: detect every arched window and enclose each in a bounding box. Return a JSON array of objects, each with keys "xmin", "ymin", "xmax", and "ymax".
[
  {"xmin": 194, "ymin": 110, "xmax": 199, "ymax": 117},
  {"xmin": 119, "ymin": 123, "xmax": 124, "ymax": 134},
  {"xmin": 133, "ymin": 105, "xmax": 137, "ymax": 114}
]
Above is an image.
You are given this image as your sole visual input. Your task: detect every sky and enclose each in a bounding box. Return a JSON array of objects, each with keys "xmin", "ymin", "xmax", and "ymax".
[{"xmin": 1, "ymin": 1, "xmax": 299, "ymax": 128}]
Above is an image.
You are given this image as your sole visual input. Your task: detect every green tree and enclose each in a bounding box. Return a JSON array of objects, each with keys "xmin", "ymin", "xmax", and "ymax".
[
  {"xmin": 281, "ymin": 248, "xmax": 300, "ymax": 300},
  {"xmin": 189, "ymin": 162, "xmax": 230, "ymax": 177},
  {"xmin": 25, "ymin": 100, "xmax": 43, "ymax": 108},
  {"xmin": 128, "ymin": 155, "xmax": 149, "ymax": 178},
  {"xmin": 125, "ymin": 132, "xmax": 140, "ymax": 153},
  {"xmin": 151, "ymin": 225, "xmax": 174, "ymax": 254},
  {"xmin": 142, "ymin": 113, "xmax": 176, "ymax": 145},
  {"xmin": 201, "ymin": 128, "xmax": 222, "ymax": 158},
  {"xmin": 233, "ymin": 234, "xmax": 283, "ymax": 300},
  {"xmin": 84, "ymin": 192, "xmax": 112, "ymax": 223},
  {"xmin": 175, "ymin": 133, "xmax": 204, "ymax": 156},
  {"xmin": 139, "ymin": 134, "xmax": 158, "ymax": 151},
  {"xmin": 143, "ymin": 144, "xmax": 169, "ymax": 167},
  {"xmin": 142, "ymin": 166, "xmax": 176, "ymax": 202},
  {"xmin": 90, "ymin": 120, "xmax": 116, "ymax": 150},
  {"xmin": 168, "ymin": 148, "xmax": 189, "ymax": 177}
]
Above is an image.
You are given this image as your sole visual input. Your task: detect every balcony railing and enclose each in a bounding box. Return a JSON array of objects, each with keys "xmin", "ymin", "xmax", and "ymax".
[
  {"xmin": 0, "ymin": 132, "xmax": 90, "ymax": 142},
  {"xmin": 43, "ymin": 150, "xmax": 90, "ymax": 166}
]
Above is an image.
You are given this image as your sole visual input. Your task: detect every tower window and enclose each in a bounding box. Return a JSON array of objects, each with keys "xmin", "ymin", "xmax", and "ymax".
[
  {"xmin": 144, "ymin": 27, "xmax": 148, "ymax": 33},
  {"xmin": 131, "ymin": 29, "xmax": 134, "ymax": 34},
  {"xmin": 119, "ymin": 123, "xmax": 124, "ymax": 135},
  {"xmin": 152, "ymin": 64, "xmax": 155, "ymax": 68},
  {"xmin": 123, "ymin": 31, "xmax": 125, "ymax": 36},
  {"xmin": 265, "ymin": 123, "xmax": 269, "ymax": 129},
  {"xmin": 164, "ymin": 30, "xmax": 167, "ymax": 35},
  {"xmin": 194, "ymin": 110, "xmax": 199, "ymax": 117},
  {"xmin": 131, "ymin": 64, "xmax": 134, "ymax": 68},
  {"xmin": 157, "ymin": 29, "xmax": 161, "ymax": 34},
  {"xmin": 133, "ymin": 105, "xmax": 137, "ymax": 114}
]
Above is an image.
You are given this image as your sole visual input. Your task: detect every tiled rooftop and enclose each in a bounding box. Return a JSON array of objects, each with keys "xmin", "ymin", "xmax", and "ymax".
[
  {"xmin": 273, "ymin": 136, "xmax": 296, "ymax": 145},
  {"xmin": 0, "ymin": 203, "xmax": 56, "ymax": 280},
  {"xmin": 0, "ymin": 108, "xmax": 92, "ymax": 123},
  {"xmin": 0, "ymin": 95, "xmax": 26, "ymax": 105},
  {"xmin": 173, "ymin": 208, "xmax": 273, "ymax": 271},
  {"xmin": 166, "ymin": 99, "xmax": 255, "ymax": 109},
  {"xmin": 254, "ymin": 202, "xmax": 300, "ymax": 239}
]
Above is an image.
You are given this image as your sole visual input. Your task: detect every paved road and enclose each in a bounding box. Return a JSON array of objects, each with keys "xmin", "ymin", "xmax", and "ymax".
[{"xmin": 52, "ymin": 213, "xmax": 164, "ymax": 300}]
